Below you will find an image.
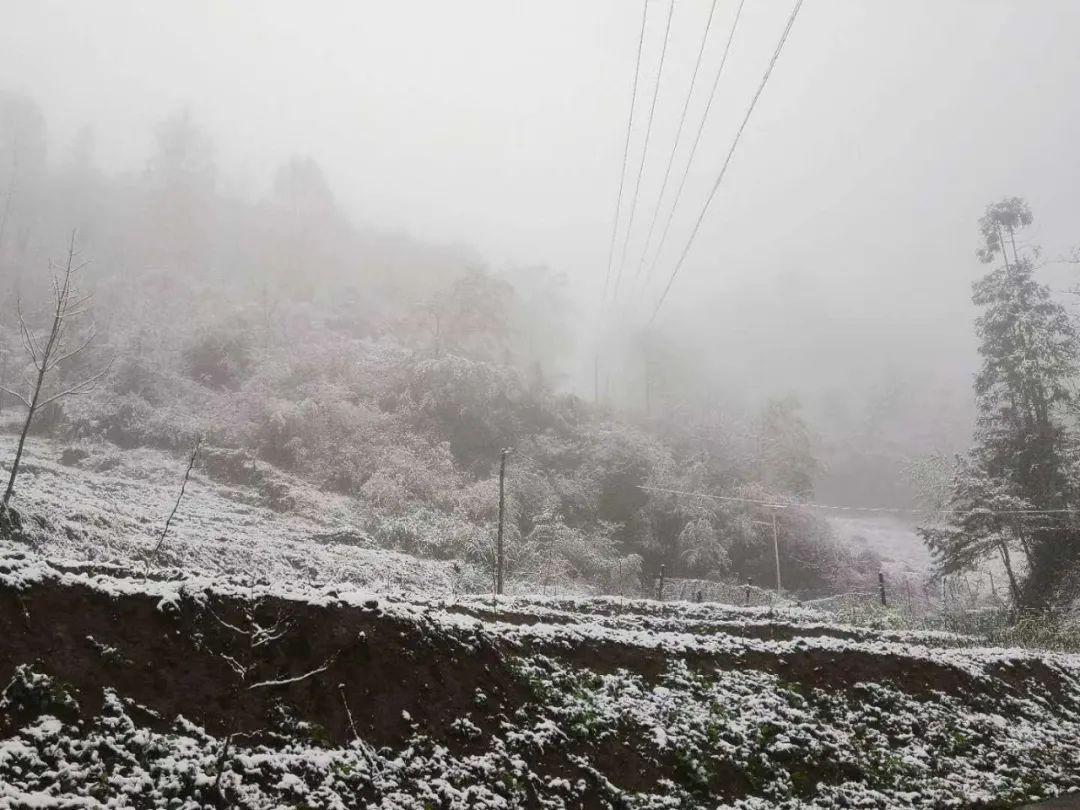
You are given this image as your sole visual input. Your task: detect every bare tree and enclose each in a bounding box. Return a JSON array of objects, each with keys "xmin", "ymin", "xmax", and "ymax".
[
  {"xmin": 1, "ymin": 230, "xmax": 107, "ymax": 508},
  {"xmin": 146, "ymin": 434, "xmax": 202, "ymax": 566}
]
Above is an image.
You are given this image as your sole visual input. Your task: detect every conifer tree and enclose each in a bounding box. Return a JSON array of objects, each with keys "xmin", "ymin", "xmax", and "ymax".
[{"xmin": 920, "ymin": 198, "xmax": 1080, "ymax": 607}]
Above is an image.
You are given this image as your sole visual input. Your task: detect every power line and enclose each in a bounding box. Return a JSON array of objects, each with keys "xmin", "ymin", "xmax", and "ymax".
[
  {"xmin": 638, "ymin": 485, "xmax": 1080, "ymax": 516},
  {"xmin": 651, "ymin": 0, "xmax": 804, "ymax": 323},
  {"xmin": 639, "ymin": 0, "xmax": 747, "ymax": 296},
  {"xmin": 601, "ymin": 0, "xmax": 650, "ymax": 303},
  {"xmin": 630, "ymin": 0, "xmax": 721, "ymax": 289},
  {"xmin": 612, "ymin": 0, "xmax": 676, "ymax": 301}
]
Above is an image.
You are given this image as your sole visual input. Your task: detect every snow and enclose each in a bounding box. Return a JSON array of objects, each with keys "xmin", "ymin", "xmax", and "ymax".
[
  {"xmin": 0, "ymin": 435, "xmax": 476, "ymax": 597},
  {"xmin": 3, "ymin": 539, "xmax": 1080, "ymax": 807}
]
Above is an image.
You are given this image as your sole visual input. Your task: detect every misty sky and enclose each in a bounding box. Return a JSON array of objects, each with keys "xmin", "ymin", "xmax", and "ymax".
[{"xmin": 3, "ymin": 0, "xmax": 1080, "ymax": 412}]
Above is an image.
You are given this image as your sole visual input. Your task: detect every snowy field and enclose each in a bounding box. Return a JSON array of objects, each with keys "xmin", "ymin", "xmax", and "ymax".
[{"xmin": 0, "ymin": 434, "xmax": 474, "ymax": 595}]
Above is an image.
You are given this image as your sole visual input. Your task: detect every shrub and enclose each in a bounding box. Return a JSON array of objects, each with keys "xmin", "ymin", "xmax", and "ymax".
[{"xmin": 182, "ymin": 322, "xmax": 253, "ymax": 389}]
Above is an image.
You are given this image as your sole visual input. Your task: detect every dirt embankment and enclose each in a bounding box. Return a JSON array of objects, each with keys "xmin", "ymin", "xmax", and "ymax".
[
  {"xmin": 0, "ymin": 574, "xmax": 526, "ymax": 748},
  {"xmin": 4, "ymin": 556, "xmax": 1080, "ymax": 809},
  {"xmin": 3, "ymin": 564, "xmax": 1075, "ymax": 745}
]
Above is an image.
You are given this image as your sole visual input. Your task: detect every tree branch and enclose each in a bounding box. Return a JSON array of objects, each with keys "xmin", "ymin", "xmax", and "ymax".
[
  {"xmin": 145, "ymin": 435, "xmax": 203, "ymax": 564},
  {"xmin": 36, "ymin": 365, "xmax": 111, "ymax": 408},
  {"xmin": 248, "ymin": 656, "xmax": 335, "ymax": 690},
  {"xmin": 46, "ymin": 327, "xmax": 97, "ymax": 371},
  {"xmin": 0, "ymin": 387, "xmax": 30, "ymax": 409}
]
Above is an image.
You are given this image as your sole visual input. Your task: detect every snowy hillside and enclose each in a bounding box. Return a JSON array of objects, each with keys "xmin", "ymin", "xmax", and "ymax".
[
  {"xmin": 2, "ymin": 552, "xmax": 1079, "ymax": 809},
  {"xmin": 0, "ymin": 434, "xmax": 477, "ymax": 596}
]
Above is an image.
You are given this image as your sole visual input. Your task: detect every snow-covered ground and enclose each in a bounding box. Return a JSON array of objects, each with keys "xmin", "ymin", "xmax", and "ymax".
[
  {"xmin": 829, "ymin": 513, "xmax": 930, "ymax": 570},
  {"xmin": 0, "ymin": 434, "xmax": 475, "ymax": 595},
  {"xmin": 2, "ymin": 553, "xmax": 1080, "ymax": 809}
]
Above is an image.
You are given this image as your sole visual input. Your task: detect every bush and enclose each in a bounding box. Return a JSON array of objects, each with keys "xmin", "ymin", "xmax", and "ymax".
[
  {"xmin": 67, "ymin": 392, "xmax": 193, "ymax": 451},
  {"xmin": 182, "ymin": 322, "xmax": 253, "ymax": 389}
]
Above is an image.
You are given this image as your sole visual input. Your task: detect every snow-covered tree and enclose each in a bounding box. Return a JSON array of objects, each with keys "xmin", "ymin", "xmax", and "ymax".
[
  {"xmin": 755, "ymin": 395, "xmax": 821, "ymax": 500},
  {"xmin": 918, "ymin": 455, "xmax": 1034, "ymax": 606},
  {"xmin": 922, "ymin": 198, "xmax": 1080, "ymax": 607}
]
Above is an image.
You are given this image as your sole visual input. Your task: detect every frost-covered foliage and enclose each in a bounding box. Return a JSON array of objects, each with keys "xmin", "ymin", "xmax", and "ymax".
[
  {"xmin": 0, "ymin": 99, "xmax": 880, "ymax": 599},
  {"xmin": 514, "ymin": 657, "xmax": 1080, "ymax": 808}
]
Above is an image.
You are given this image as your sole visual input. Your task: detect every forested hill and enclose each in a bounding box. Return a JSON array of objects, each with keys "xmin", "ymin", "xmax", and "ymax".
[{"xmin": 0, "ymin": 94, "xmax": 886, "ymax": 599}]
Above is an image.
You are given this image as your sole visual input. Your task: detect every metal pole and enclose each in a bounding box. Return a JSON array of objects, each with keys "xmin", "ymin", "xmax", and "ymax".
[
  {"xmin": 644, "ymin": 351, "xmax": 651, "ymax": 416},
  {"xmin": 496, "ymin": 448, "xmax": 510, "ymax": 596},
  {"xmin": 593, "ymin": 354, "xmax": 599, "ymax": 405},
  {"xmin": 772, "ymin": 511, "xmax": 782, "ymax": 595}
]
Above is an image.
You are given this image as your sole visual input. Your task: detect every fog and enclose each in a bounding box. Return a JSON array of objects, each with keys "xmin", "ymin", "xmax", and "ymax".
[{"xmin": 3, "ymin": 0, "xmax": 1080, "ymax": 508}]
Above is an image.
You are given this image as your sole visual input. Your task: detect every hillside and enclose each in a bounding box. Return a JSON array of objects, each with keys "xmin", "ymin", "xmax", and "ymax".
[
  {"xmin": 2, "ymin": 552, "xmax": 1080, "ymax": 809},
  {"xmin": 0, "ymin": 434, "xmax": 476, "ymax": 596}
]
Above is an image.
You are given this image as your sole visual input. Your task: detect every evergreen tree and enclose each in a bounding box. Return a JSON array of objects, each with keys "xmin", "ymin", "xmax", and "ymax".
[
  {"xmin": 921, "ymin": 198, "xmax": 1080, "ymax": 607},
  {"xmin": 919, "ymin": 455, "xmax": 1034, "ymax": 607},
  {"xmin": 756, "ymin": 395, "xmax": 821, "ymax": 500}
]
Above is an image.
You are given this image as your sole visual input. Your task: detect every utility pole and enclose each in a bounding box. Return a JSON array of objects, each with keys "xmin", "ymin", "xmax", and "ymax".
[
  {"xmin": 495, "ymin": 447, "xmax": 511, "ymax": 596},
  {"xmin": 772, "ymin": 511, "xmax": 782, "ymax": 596},
  {"xmin": 752, "ymin": 511, "xmax": 783, "ymax": 598},
  {"xmin": 644, "ymin": 356, "xmax": 651, "ymax": 416},
  {"xmin": 593, "ymin": 354, "xmax": 599, "ymax": 405}
]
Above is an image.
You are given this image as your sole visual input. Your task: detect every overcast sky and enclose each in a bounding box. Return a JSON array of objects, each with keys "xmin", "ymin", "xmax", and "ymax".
[{"xmin": 3, "ymin": 0, "xmax": 1079, "ymax": 408}]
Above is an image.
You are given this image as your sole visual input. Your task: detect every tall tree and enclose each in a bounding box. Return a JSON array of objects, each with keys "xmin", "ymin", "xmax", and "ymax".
[
  {"xmin": 0, "ymin": 91, "xmax": 47, "ymax": 271},
  {"xmin": 921, "ymin": 198, "xmax": 1080, "ymax": 607},
  {"xmin": 756, "ymin": 395, "xmax": 821, "ymax": 500},
  {"xmin": 143, "ymin": 109, "xmax": 216, "ymax": 273}
]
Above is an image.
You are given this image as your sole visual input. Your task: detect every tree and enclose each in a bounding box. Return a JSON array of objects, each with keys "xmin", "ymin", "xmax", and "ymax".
[
  {"xmin": 918, "ymin": 455, "xmax": 1033, "ymax": 607},
  {"xmin": 143, "ymin": 109, "xmax": 216, "ymax": 272},
  {"xmin": 267, "ymin": 155, "xmax": 339, "ymax": 300},
  {"xmin": 0, "ymin": 92, "xmax": 47, "ymax": 269},
  {"xmin": 1, "ymin": 231, "xmax": 107, "ymax": 507},
  {"xmin": 273, "ymin": 155, "xmax": 335, "ymax": 220},
  {"xmin": 409, "ymin": 269, "xmax": 514, "ymax": 361},
  {"xmin": 755, "ymin": 395, "xmax": 821, "ymax": 500},
  {"xmin": 503, "ymin": 264, "xmax": 575, "ymax": 388},
  {"xmin": 920, "ymin": 198, "xmax": 1080, "ymax": 607}
]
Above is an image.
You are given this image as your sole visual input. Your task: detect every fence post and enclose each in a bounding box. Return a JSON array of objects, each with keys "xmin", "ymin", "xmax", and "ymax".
[
  {"xmin": 656, "ymin": 564, "xmax": 666, "ymax": 601},
  {"xmin": 495, "ymin": 448, "xmax": 510, "ymax": 597},
  {"xmin": 878, "ymin": 572, "xmax": 887, "ymax": 607},
  {"xmin": 695, "ymin": 589, "xmax": 703, "ymax": 604},
  {"xmin": 745, "ymin": 577, "xmax": 752, "ymax": 607}
]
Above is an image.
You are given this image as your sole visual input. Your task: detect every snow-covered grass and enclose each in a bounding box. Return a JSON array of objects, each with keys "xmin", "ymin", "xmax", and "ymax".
[
  {"xmin": 0, "ymin": 434, "xmax": 478, "ymax": 595},
  {"xmin": 3, "ymin": 553, "xmax": 1080, "ymax": 808}
]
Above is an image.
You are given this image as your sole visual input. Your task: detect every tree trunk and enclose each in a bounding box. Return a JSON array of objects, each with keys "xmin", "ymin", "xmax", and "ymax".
[
  {"xmin": 1010, "ymin": 518, "xmax": 1035, "ymax": 568},
  {"xmin": 2, "ymin": 360, "xmax": 46, "ymax": 507},
  {"xmin": 997, "ymin": 541, "xmax": 1022, "ymax": 608}
]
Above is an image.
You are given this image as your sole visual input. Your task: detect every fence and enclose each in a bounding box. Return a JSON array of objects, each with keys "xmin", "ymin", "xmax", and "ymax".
[
  {"xmin": 659, "ymin": 576, "xmax": 800, "ymax": 608},
  {"xmin": 656, "ymin": 576, "xmax": 901, "ymax": 617}
]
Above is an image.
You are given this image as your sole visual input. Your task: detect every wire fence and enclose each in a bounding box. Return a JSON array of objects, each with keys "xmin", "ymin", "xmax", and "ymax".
[
  {"xmin": 654, "ymin": 574, "xmax": 944, "ymax": 619},
  {"xmin": 660, "ymin": 576, "xmax": 790, "ymax": 608},
  {"xmin": 651, "ymin": 574, "xmax": 1080, "ymax": 652}
]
